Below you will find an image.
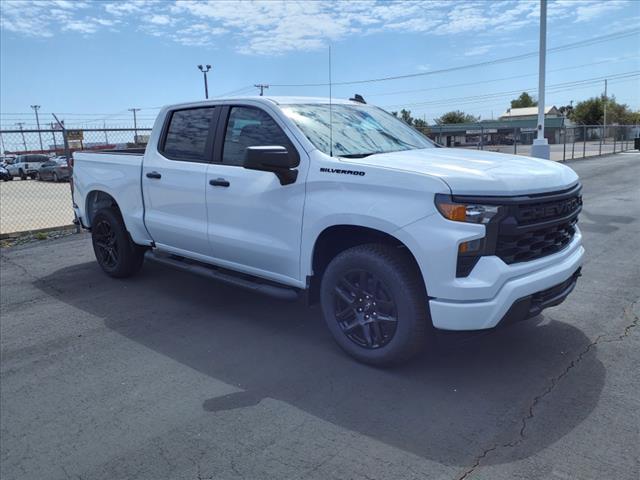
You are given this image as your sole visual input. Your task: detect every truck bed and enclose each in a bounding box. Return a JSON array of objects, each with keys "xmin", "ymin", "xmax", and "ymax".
[{"xmin": 73, "ymin": 150, "xmax": 150, "ymax": 244}]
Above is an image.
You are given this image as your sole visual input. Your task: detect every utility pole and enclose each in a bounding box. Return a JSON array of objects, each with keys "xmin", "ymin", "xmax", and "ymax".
[
  {"xmin": 254, "ymin": 84, "xmax": 269, "ymax": 96},
  {"xmin": 128, "ymin": 108, "xmax": 140, "ymax": 143},
  {"xmin": 531, "ymin": 0, "xmax": 550, "ymax": 160},
  {"xmin": 30, "ymin": 105, "xmax": 44, "ymax": 152},
  {"xmin": 16, "ymin": 122, "xmax": 27, "ymax": 151},
  {"xmin": 197, "ymin": 64, "xmax": 211, "ymax": 99},
  {"xmin": 603, "ymin": 79, "xmax": 608, "ymax": 143}
]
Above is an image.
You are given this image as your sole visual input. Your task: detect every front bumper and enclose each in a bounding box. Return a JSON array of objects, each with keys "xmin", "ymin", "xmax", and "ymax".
[
  {"xmin": 428, "ymin": 238, "xmax": 584, "ymax": 330},
  {"xmin": 496, "ymin": 267, "xmax": 581, "ymax": 328}
]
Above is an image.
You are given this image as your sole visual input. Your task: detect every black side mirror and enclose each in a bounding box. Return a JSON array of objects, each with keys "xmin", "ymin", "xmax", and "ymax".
[{"xmin": 243, "ymin": 146, "xmax": 299, "ymax": 185}]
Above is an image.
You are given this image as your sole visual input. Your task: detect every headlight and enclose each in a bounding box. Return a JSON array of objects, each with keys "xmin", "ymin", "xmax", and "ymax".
[{"xmin": 435, "ymin": 194, "xmax": 501, "ymax": 224}]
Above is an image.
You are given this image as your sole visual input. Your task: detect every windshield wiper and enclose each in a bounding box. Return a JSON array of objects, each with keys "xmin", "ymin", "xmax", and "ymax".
[{"xmin": 339, "ymin": 152, "xmax": 379, "ymax": 158}]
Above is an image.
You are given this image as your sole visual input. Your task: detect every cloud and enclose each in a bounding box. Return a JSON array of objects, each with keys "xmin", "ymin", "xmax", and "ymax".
[
  {"xmin": 62, "ymin": 20, "xmax": 98, "ymax": 34},
  {"xmin": 0, "ymin": 0, "xmax": 637, "ymax": 55},
  {"xmin": 465, "ymin": 45, "xmax": 491, "ymax": 57},
  {"xmin": 148, "ymin": 14, "xmax": 172, "ymax": 26}
]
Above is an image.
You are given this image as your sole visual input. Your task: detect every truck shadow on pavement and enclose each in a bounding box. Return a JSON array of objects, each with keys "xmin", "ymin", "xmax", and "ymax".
[{"xmin": 35, "ymin": 260, "xmax": 605, "ymax": 468}]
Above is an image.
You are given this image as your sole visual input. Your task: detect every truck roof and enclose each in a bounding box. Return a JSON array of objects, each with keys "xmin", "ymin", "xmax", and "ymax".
[{"xmin": 165, "ymin": 96, "xmax": 363, "ymax": 110}]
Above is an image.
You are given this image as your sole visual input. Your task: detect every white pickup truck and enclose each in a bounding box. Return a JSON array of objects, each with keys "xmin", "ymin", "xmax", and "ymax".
[{"xmin": 73, "ymin": 97, "xmax": 584, "ymax": 365}]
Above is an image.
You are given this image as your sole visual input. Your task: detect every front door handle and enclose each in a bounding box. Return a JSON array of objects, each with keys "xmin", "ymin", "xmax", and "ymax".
[
  {"xmin": 146, "ymin": 171, "xmax": 162, "ymax": 179},
  {"xmin": 209, "ymin": 178, "xmax": 230, "ymax": 187}
]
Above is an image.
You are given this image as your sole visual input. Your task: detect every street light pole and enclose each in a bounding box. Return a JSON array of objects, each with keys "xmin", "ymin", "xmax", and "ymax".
[
  {"xmin": 30, "ymin": 105, "xmax": 44, "ymax": 152},
  {"xmin": 531, "ymin": 0, "xmax": 550, "ymax": 160},
  {"xmin": 197, "ymin": 64, "xmax": 211, "ymax": 99}
]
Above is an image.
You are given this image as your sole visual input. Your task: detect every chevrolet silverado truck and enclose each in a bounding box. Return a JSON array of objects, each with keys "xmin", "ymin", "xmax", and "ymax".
[{"xmin": 72, "ymin": 97, "xmax": 584, "ymax": 365}]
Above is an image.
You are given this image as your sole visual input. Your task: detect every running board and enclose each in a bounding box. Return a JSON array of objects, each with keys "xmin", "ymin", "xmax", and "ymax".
[{"xmin": 145, "ymin": 251, "xmax": 300, "ymax": 301}]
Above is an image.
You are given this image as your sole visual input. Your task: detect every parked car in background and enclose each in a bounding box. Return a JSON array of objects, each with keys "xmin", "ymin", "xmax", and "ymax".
[
  {"xmin": 6, "ymin": 154, "xmax": 49, "ymax": 180},
  {"xmin": 0, "ymin": 164, "xmax": 11, "ymax": 181},
  {"xmin": 37, "ymin": 157, "xmax": 70, "ymax": 182}
]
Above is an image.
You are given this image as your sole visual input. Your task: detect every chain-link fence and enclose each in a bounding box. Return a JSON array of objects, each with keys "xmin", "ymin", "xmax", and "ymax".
[
  {"xmin": 421, "ymin": 124, "xmax": 640, "ymax": 161},
  {"xmin": 1, "ymin": 124, "xmax": 638, "ymax": 236},
  {"xmin": 0, "ymin": 127, "xmax": 150, "ymax": 236}
]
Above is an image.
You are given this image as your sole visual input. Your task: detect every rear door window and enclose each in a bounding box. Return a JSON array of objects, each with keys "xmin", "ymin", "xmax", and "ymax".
[{"xmin": 161, "ymin": 107, "xmax": 216, "ymax": 162}]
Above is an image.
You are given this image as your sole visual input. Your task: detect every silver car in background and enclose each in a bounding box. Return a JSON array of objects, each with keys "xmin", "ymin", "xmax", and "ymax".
[{"xmin": 37, "ymin": 157, "xmax": 71, "ymax": 182}]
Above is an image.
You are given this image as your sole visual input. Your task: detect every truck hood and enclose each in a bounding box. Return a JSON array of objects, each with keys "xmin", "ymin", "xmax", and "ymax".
[{"xmin": 346, "ymin": 148, "xmax": 579, "ymax": 195}]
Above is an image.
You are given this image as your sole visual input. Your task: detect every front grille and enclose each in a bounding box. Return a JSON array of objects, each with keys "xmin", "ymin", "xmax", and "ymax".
[
  {"xmin": 495, "ymin": 186, "xmax": 582, "ymax": 265},
  {"xmin": 496, "ymin": 218, "xmax": 577, "ymax": 264}
]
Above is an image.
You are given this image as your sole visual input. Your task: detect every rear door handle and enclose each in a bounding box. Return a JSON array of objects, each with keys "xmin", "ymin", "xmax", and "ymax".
[
  {"xmin": 209, "ymin": 178, "xmax": 230, "ymax": 187},
  {"xmin": 146, "ymin": 171, "xmax": 162, "ymax": 179}
]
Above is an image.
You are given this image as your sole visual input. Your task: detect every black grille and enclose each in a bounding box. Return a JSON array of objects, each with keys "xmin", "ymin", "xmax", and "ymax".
[{"xmin": 495, "ymin": 187, "xmax": 582, "ymax": 265}]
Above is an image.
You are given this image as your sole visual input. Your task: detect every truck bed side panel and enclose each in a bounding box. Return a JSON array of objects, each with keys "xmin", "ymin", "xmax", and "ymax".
[{"xmin": 73, "ymin": 152, "xmax": 153, "ymax": 245}]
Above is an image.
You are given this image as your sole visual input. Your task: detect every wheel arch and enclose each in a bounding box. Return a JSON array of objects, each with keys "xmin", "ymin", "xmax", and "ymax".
[
  {"xmin": 85, "ymin": 190, "xmax": 122, "ymax": 228},
  {"xmin": 308, "ymin": 224, "xmax": 425, "ymax": 305}
]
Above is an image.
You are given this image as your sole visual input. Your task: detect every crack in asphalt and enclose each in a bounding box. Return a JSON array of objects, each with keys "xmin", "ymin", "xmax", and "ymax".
[{"xmin": 455, "ymin": 301, "xmax": 639, "ymax": 480}]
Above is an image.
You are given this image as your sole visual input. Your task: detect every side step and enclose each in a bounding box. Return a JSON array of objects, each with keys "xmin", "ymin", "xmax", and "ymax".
[{"xmin": 145, "ymin": 251, "xmax": 300, "ymax": 301}]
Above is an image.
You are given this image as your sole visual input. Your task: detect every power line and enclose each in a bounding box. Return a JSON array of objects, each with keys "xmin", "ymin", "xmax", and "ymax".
[
  {"xmin": 268, "ymin": 28, "xmax": 640, "ymax": 87},
  {"xmin": 382, "ymin": 71, "xmax": 640, "ymax": 109},
  {"xmin": 365, "ymin": 56, "xmax": 640, "ymax": 98}
]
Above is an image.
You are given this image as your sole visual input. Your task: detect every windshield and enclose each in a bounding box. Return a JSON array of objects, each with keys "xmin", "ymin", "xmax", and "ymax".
[{"xmin": 281, "ymin": 103, "xmax": 435, "ymax": 157}]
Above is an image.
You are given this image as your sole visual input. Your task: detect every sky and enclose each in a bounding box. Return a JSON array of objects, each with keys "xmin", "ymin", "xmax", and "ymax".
[{"xmin": 1, "ymin": 0, "xmax": 639, "ymax": 129}]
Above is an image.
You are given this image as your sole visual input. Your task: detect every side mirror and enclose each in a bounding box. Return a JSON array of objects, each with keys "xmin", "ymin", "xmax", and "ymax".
[{"xmin": 243, "ymin": 146, "xmax": 299, "ymax": 185}]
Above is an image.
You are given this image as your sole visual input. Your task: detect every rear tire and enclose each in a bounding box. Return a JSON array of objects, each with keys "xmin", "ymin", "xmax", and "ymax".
[
  {"xmin": 52, "ymin": 172, "xmax": 58, "ymax": 182},
  {"xmin": 91, "ymin": 208, "xmax": 145, "ymax": 278},
  {"xmin": 19, "ymin": 169, "xmax": 27, "ymax": 180},
  {"xmin": 320, "ymin": 244, "xmax": 430, "ymax": 366}
]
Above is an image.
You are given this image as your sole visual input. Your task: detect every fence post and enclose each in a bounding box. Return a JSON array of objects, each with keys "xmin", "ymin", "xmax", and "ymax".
[
  {"xmin": 562, "ymin": 126, "xmax": 566, "ymax": 162},
  {"xmin": 598, "ymin": 126, "xmax": 603, "ymax": 156},
  {"xmin": 582, "ymin": 125, "xmax": 586, "ymax": 158},
  {"xmin": 613, "ymin": 128, "xmax": 616, "ymax": 153},
  {"xmin": 480, "ymin": 125, "xmax": 484, "ymax": 150},
  {"xmin": 53, "ymin": 114, "xmax": 81, "ymax": 234},
  {"xmin": 571, "ymin": 127, "xmax": 575, "ymax": 159}
]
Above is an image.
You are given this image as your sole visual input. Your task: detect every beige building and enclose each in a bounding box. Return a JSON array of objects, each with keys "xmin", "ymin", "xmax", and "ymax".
[{"xmin": 499, "ymin": 106, "xmax": 562, "ymax": 121}]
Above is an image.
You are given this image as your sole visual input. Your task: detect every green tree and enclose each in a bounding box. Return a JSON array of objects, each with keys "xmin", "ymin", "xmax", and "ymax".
[
  {"xmin": 558, "ymin": 104, "xmax": 574, "ymax": 117},
  {"xmin": 570, "ymin": 97, "xmax": 603, "ymax": 125},
  {"xmin": 510, "ymin": 92, "xmax": 538, "ymax": 109},
  {"xmin": 434, "ymin": 110, "xmax": 479, "ymax": 124},
  {"xmin": 570, "ymin": 95, "xmax": 637, "ymax": 125},
  {"xmin": 391, "ymin": 109, "xmax": 429, "ymax": 130}
]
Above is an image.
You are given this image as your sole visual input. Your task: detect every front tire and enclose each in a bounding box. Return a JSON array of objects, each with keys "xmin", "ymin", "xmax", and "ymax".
[
  {"xmin": 320, "ymin": 244, "xmax": 430, "ymax": 366},
  {"xmin": 19, "ymin": 169, "xmax": 27, "ymax": 180},
  {"xmin": 91, "ymin": 208, "xmax": 145, "ymax": 278},
  {"xmin": 52, "ymin": 172, "xmax": 59, "ymax": 182}
]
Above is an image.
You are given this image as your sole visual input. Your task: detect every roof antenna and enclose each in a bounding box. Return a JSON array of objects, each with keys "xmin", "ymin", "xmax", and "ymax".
[{"xmin": 329, "ymin": 45, "xmax": 333, "ymax": 157}]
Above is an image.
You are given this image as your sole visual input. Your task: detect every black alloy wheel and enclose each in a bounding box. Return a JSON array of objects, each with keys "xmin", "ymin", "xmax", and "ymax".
[
  {"xmin": 91, "ymin": 208, "xmax": 145, "ymax": 278},
  {"xmin": 333, "ymin": 270, "xmax": 398, "ymax": 349},
  {"xmin": 320, "ymin": 244, "xmax": 430, "ymax": 366},
  {"xmin": 93, "ymin": 219, "xmax": 119, "ymax": 269}
]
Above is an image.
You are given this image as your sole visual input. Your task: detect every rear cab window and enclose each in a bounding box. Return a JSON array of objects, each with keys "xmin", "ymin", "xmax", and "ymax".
[{"xmin": 160, "ymin": 107, "xmax": 217, "ymax": 162}]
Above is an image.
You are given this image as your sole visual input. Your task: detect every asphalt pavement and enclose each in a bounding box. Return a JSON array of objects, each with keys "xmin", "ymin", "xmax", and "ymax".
[{"xmin": 1, "ymin": 152, "xmax": 638, "ymax": 480}]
